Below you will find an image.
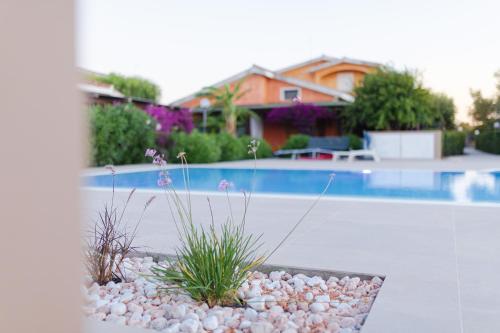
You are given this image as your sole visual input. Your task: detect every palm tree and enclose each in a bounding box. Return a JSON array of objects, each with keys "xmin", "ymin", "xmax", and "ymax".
[{"xmin": 197, "ymin": 81, "xmax": 252, "ymax": 137}]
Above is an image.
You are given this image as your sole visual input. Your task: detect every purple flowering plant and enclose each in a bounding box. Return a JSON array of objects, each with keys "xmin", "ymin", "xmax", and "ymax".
[
  {"xmin": 85, "ymin": 165, "xmax": 155, "ymax": 285},
  {"xmin": 144, "ymin": 140, "xmax": 334, "ymax": 307},
  {"xmin": 267, "ymin": 101, "xmax": 334, "ymax": 134},
  {"xmin": 144, "ymin": 105, "xmax": 194, "ymax": 144}
]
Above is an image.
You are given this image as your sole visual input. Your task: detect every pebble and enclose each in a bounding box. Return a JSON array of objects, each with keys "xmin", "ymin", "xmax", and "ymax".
[
  {"xmin": 247, "ymin": 296, "xmax": 266, "ymax": 311},
  {"xmin": 269, "ymin": 271, "xmax": 284, "ymax": 281},
  {"xmin": 250, "ymin": 321, "xmax": 274, "ymax": 333},
  {"xmin": 110, "ymin": 302, "xmax": 127, "ymax": 316},
  {"xmin": 309, "ymin": 302, "xmax": 326, "ymax": 313},
  {"xmin": 202, "ymin": 315, "xmax": 219, "ymax": 330},
  {"xmin": 340, "ymin": 317, "xmax": 356, "ymax": 328},
  {"xmin": 151, "ymin": 317, "xmax": 168, "ymax": 330},
  {"xmin": 244, "ymin": 308, "xmax": 258, "ymax": 321},
  {"xmin": 240, "ymin": 320, "xmax": 252, "ymax": 329},
  {"xmin": 180, "ymin": 318, "xmax": 199, "ymax": 333},
  {"xmin": 82, "ymin": 257, "xmax": 382, "ymax": 333}
]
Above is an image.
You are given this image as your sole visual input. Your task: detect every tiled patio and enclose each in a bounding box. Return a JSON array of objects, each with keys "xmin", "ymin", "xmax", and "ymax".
[{"xmin": 83, "ymin": 151, "xmax": 500, "ymax": 333}]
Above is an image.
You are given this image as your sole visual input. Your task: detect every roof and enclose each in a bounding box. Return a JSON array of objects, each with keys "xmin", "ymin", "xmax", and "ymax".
[
  {"xmin": 170, "ymin": 64, "xmax": 354, "ymax": 106},
  {"xmin": 275, "ymin": 55, "xmax": 333, "ymax": 74},
  {"xmin": 305, "ymin": 57, "xmax": 381, "ymax": 73},
  {"xmin": 190, "ymin": 100, "xmax": 348, "ymax": 113},
  {"xmin": 276, "ymin": 55, "xmax": 381, "ymax": 74},
  {"xmin": 78, "ymin": 83, "xmax": 124, "ymax": 98}
]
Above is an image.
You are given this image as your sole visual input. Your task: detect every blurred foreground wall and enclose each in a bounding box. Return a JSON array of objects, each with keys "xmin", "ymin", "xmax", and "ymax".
[{"xmin": 0, "ymin": 1, "xmax": 82, "ymax": 333}]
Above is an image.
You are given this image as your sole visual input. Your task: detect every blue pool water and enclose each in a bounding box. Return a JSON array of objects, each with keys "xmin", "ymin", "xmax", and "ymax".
[{"xmin": 85, "ymin": 168, "xmax": 500, "ymax": 204}]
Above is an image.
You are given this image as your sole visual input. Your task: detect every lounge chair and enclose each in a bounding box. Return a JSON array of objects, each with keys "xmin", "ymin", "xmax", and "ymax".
[
  {"xmin": 332, "ymin": 149, "xmax": 380, "ymax": 162},
  {"xmin": 274, "ymin": 136, "xmax": 350, "ymax": 159},
  {"xmin": 274, "ymin": 135, "xmax": 380, "ymax": 161}
]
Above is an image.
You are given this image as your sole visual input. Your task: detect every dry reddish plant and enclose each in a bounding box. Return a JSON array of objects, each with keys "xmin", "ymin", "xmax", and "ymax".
[{"xmin": 85, "ymin": 167, "xmax": 155, "ymax": 285}]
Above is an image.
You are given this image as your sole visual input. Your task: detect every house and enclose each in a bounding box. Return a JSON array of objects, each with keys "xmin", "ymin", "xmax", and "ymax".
[{"xmin": 170, "ymin": 55, "xmax": 380, "ymax": 149}]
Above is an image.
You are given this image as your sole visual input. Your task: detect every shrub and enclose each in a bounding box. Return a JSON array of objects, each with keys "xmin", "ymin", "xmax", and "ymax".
[
  {"xmin": 267, "ymin": 102, "xmax": 333, "ymax": 134},
  {"xmin": 89, "ymin": 103, "xmax": 156, "ymax": 166},
  {"xmin": 344, "ymin": 67, "xmax": 434, "ymax": 131},
  {"xmin": 216, "ymin": 132, "xmax": 245, "ymax": 161},
  {"xmin": 346, "ymin": 134, "xmax": 363, "ymax": 150},
  {"xmin": 282, "ymin": 134, "xmax": 310, "ymax": 150},
  {"xmin": 443, "ymin": 131, "xmax": 466, "ymax": 156},
  {"xmin": 85, "ymin": 167, "xmax": 154, "ymax": 285},
  {"xmin": 476, "ymin": 131, "xmax": 500, "ymax": 154},
  {"xmin": 169, "ymin": 131, "xmax": 221, "ymax": 163},
  {"xmin": 144, "ymin": 105, "xmax": 194, "ymax": 136},
  {"xmin": 239, "ymin": 135, "xmax": 273, "ymax": 158},
  {"xmin": 92, "ymin": 72, "xmax": 161, "ymax": 102}
]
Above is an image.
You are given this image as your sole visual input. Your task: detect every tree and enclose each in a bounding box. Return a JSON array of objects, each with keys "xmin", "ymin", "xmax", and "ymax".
[
  {"xmin": 469, "ymin": 71, "xmax": 500, "ymax": 128},
  {"xmin": 469, "ymin": 90, "xmax": 497, "ymax": 127},
  {"xmin": 428, "ymin": 92, "xmax": 456, "ymax": 130},
  {"xmin": 92, "ymin": 72, "xmax": 161, "ymax": 102},
  {"xmin": 197, "ymin": 82, "xmax": 253, "ymax": 136},
  {"xmin": 343, "ymin": 68, "xmax": 433, "ymax": 131}
]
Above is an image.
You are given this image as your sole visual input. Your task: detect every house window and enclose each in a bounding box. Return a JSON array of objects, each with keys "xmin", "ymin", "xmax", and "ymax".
[
  {"xmin": 337, "ymin": 72, "xmax": 355, "ymax": 92},
  {"xmin": 280, "ymin": 88, "xmax": 301, "ymax": 101}
]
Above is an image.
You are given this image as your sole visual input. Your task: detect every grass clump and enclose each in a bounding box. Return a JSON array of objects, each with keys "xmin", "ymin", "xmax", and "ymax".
[{"xmin": 153, "ymin": 220, "xmax": 263, "ymax": 307}]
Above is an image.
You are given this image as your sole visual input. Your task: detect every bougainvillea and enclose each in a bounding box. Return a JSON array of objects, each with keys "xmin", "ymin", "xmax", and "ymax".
[
  {"xmin": 266, "ymin": 102, "xmax": 334, "ymax": 134},
  {"xmin": 144, "ymin": 105, "xmax": 194, "ymax": 135}
]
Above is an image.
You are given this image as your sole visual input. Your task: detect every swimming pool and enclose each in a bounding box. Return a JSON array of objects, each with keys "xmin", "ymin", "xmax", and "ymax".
[{"xmin": 85, "ymin": 168, "xmax": 500, "ymax": 204}]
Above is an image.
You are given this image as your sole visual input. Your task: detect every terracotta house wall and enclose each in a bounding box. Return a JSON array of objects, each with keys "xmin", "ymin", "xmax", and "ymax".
[
  {"xmin": 265, "ymin": 79, "xmax": 335, "ymax": 104},
  {"xmin": 313, "ymin": 63, "xmax": 375, "ymax": 90},
  {"xmin": 263, "ymin": 122, "xmax": 290, "ymax": 150},
  {"xmin": 281, "ymin": 62, "xmax": 377, "ymax": 92},
  {"xmin": 179, "ymin": 74, "xmax": 335, "ymax": 109}
]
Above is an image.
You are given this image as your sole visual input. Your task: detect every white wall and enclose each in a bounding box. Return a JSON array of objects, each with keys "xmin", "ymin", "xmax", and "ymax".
[
  {"xmin": 368, "ymin": 131, "xmax": 442, "ymax": 160},
  {"xmin": 250, "ymin": 115, "xmax": 263, "ymax": 139}
]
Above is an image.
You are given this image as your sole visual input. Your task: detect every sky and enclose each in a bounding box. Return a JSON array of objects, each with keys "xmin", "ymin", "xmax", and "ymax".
[{"xmin": 77, "ymin": 0, "xmax": 500, "ymax": 122}]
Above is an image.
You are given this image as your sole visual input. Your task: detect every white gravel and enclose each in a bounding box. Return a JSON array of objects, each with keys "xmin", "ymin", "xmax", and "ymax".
[{"xmin": 82, "ymin": 257, "xmax": 383, "ymax": 333}]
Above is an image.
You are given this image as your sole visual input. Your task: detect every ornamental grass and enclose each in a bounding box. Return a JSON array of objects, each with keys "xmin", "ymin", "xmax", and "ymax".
[{"xmin": 146, "ymin": 141, "xmax": 333, "ymax": 307}]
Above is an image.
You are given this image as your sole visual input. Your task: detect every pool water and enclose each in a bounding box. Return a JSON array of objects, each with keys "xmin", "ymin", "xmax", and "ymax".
[{"xmin": 85, "ymin": 168, "xmax": 500, "ymax": 204}]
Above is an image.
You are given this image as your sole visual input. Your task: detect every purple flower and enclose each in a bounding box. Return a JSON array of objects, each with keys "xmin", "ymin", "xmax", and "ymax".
[
  {"xmin": 152, "ymin": 154, "xmax": 167, "ymax": 166},
  {"xmin": 145, "ymin": 148, "xmax": 157, "ymax": 157},
  {"xmin": 218, "ymin": 179, "xmax": 234, "ymax": 191},
  {"xmin": 144, "ymin": 105, "xmax": 194, "ymax": 143},
  {"xmin": 104, "ymin": 165, "xmax": 116, "ymax": 175},
  {"xmin": 267, "ymin": 102, "xmax": 333, "ymax": 134},
  {"xmin": 157, "ymin": 176, "xmax": 172, "ymax": 187}
]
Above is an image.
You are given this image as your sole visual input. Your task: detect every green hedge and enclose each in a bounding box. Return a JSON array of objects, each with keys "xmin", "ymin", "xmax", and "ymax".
[
  {"xmin": 167, "ymin": 132, "xmax": 273, "ymax": 163},
  {"xmin": 442, "ymin": 131, "xmax": 466, "ymax": 156},
  {"xmin": 168, "ymin": 131, "xmax": 221, "ymax": 163},
  {"xmin": 89, "ymin": 103, "xmax": 156, "ymax": 166},
  {"xmin": 216, "ymin": 132, "xmax": 246, "ymax": 161},
  {"xmin": 476, "ymin": 131, "xmax": 500, "ymax": 154},
  {"xmin": 282, "ymin": 134, "xmax": 310, "ymax": 150},
  {"xmin": 346, "ymin": 134, "xmax": 363, "ymax": 150}
]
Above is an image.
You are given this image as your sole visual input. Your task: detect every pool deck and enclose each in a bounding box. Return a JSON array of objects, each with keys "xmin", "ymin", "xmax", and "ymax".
[{"xmin": 83, "ymin": 150, "xmax": 500, "ymax": 333}]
